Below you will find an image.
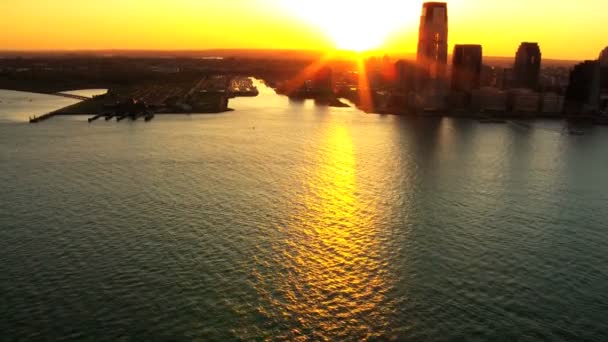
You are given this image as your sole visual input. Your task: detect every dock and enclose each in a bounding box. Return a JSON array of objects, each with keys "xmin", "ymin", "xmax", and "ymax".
[
  {"xmin": 52, "ymin": 93, "xmax": 91, "ymax": 101},
  {"xmin": 131, "ymin": 112, "xmax": 145, "ymax": 121},
  {"xmin": 28, "ymin": 77, "xmax": 251, "ymax": 124},
  {"xmin": 87, "ymin": 114, "xmax": 104, "ymax": 123},
  {"xmin": 30, "ymin": 93, "xmax": 93, "ymax": 123},
  {"xmin": 29, "ymin": 111, "xmax": 58, "ymax": 123}
]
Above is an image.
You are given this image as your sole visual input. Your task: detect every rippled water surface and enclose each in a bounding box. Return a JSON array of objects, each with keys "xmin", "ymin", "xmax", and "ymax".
[{"xmin": 1, "ymin": 83, "xmax": 608, "ymax": 341}]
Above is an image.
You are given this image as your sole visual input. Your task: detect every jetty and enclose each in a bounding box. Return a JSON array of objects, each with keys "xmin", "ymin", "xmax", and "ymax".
[
  {"xmin": 30, "ymin": 92, "xmax": 94, "ymax": 123},
  {"xmin": 131, "ymin": 112, "xmax": 145, "ymax": 121},
  {"xmin": 29, "ymin": 112, "xmax": 57, "ymax": 123},
  {"xmin": 87, "ymin": 114, "xmax": 105, "ymax": 123},
  {"xmin": 53, "ymin": 93, "xmax": 91, "ymax": 101}
]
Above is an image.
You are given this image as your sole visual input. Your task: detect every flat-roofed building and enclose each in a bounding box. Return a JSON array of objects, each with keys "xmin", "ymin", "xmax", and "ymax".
[
  {"xmin": 541, "ymin": 92, "xmax": 564, "ymax": 114},
  {"xmin": 565, "ymin": 60, "xmax": 601, "ymax": 114},
  {"xmin": 452, "ymin": 45, "xmax": 482, "ymax": 92},
  {"xmin": 471, "ymin": 87, "xmax": 507, "ymax": 112},
  {"xmin": 509, "ymin": 88, "xmax": 541, "ymax": 113}
]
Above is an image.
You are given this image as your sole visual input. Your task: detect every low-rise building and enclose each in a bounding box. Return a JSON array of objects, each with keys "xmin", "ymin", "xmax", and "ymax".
[
  {"xmin": 471, "ymin": 87, "xmax": 507, "ymax": 112},
  {"xmin": 541, "ymin": 92, "xmax": 564, "ymax": 114},
  {"xmin": 186, "ymin": 91, "xmax": 229, "ymax": 113},
  {"xmin": 509, "ymin": 88, "xmax": 540, "ymax": 113}
]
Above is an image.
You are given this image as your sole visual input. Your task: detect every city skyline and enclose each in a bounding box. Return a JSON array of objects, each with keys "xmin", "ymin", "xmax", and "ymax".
[
  {"xmin": 2, "ymin": 1, "xmax": 608, "ymax": 340},
  {"xmin": 1, "ymin": 0, "xmax": 607, "ymax": 60}
]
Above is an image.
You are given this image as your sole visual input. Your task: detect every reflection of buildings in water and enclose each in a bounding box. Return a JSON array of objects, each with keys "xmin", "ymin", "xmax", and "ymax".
[{"xmin": 256, "ymin": 126, "xmax": 389, "ymax": 340}]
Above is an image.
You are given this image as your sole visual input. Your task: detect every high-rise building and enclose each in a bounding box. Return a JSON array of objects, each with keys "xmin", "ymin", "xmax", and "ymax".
[
  {"xmin": 395, "ymin": 60, "xmax": 417, "ymax": 94},
  {"xmin": 389, "ymin": 60, "xmax": 418, "ymax": 111},
  {"xmin": 312, "ymin": 67, "xmax": 333, "ymax": 95},
  {"xmin": 471, "ymin": 87, "xmax": 508, "ymax": 112},
  {"xmin": 417, "ymin": 2, "xmax": 448, "ymax": 81},
  {"xmin": 565, "ymin": 60, "xmax": 601, "ymax": 114},
  {"xmin": 451, "ymin": 45, "xmax": 483, "ymax": 92},
  {"xmin": 599, "ymin": 47, "xmax": 608, "ymax": 66},
  {"xmin": 541, "ymin": 92, "xmax": 565, "ymax": 114},
  {"xmin": 598, "ymin": 47, "xmax": 608, "ymax": 111},
  {"xmin": 416, "ymin": 2, "xmax": 448, "ymax": 110},
  {"xmin": 513, "ymin": 42, "xmax": 541, "ymax": 89}
]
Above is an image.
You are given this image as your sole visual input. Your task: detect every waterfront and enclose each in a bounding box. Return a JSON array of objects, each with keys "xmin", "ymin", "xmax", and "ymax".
[{"xmin": 1, "ymin": 82, "xmax": 608, "ymax": 340}]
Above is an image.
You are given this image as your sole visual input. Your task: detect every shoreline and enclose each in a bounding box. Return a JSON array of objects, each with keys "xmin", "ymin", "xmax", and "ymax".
[{"xmin": 4, "ymin": 88, "xmax": 606, "ymax": 124}]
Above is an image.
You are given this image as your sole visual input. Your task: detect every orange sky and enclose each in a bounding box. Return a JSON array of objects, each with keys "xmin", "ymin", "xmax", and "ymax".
[{"xmin": 0, "ymin": 0, "xmax": 606, "ymax": 60}]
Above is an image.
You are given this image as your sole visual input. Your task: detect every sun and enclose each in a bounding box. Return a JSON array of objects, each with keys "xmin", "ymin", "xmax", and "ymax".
[{"xmin": 282, "ymin": 0, "xmax": 419, "ymax": 51}]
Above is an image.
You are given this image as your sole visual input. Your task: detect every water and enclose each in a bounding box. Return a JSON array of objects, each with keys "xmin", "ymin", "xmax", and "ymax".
[
  {"xmin": 1, "ymin": 83, "xmax": 608, "ymax": 341},
  {"xmin": 0, "ymin": 90, "xmax": 79, "ymax": 122}
]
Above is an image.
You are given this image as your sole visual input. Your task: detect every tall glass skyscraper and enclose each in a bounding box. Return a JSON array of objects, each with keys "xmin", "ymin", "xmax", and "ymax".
[
  {"xmin": 415, "ymin": 2, "xmax": 449, "ymax": 110},
  {"xmin": 599, "ymin": 47, "xmax": 608, "ymax": 111},
  {"xmin": 599, "ymin": 47, "xmax": 608, "ymax": 66},
  {"xmin": 417, "ymin": 2, "xmax": 448, "ymax": 81}
]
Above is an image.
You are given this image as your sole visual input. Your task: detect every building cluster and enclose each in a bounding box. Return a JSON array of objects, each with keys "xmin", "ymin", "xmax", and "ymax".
[
  {"xmin": 336, "ymin": 1, "xmax": 608, "ymax": 116},
  {"xmin": 390, "ymin": 2, "xmax": 564, "ymax": 115},
  {"xmin": 277, "ymin": 66, "xmax": 335, "ymax": 99}
]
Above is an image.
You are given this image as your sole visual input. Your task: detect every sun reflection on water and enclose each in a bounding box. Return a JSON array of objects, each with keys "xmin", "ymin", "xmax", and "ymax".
[{"xmin": 254, "ymin": 125, "xmax": 390, "ymax": 340}]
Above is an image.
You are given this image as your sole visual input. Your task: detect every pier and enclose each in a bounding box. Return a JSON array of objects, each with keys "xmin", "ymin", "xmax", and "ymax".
[
  {"xmin": 30, "ymin": 92, "xmax": 93, "ymax": 123},
  {"xmin": 29, "ymin": 112, "xmax": 57, "ymax": 123},
  {"xmin": 131, "ymin": 112, "xmax": 145, "ymax": 121},
  {"xmin": 87, "ymin": 114, "xmax": 104, "ymax": 123},
  {"xmin": 52, "ymin": 93, "xmax": 91, "ymax": 101}
]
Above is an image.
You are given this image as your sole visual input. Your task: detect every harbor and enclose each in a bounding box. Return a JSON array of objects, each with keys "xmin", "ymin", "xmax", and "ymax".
[{"xmin": 27, "ymin": 76, "xmax": 259, "ymax": 123}]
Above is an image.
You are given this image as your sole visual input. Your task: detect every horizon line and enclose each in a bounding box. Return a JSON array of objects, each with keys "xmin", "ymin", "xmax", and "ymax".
[{"xmin": 0, "ymin": 48, "xmax": 586, "ymax": 62}]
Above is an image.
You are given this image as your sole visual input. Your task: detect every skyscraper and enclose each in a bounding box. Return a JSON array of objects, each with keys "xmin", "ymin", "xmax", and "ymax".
[
  {"xmin": 599, "ymin": 47, "xmax": 608, "ymax": 66},
  {"xmin": 599, "ymin": 47, "xmax": 608, "ymax": 111},
  {"xmin": 395, "ymin": 60, "xmax": 417, "ymax": 94},
  {"xmin": 417, "ymin": 2, "xmax": 448, "ymax": 81},
  {"xmin": 416, "ymin": 2, "xmax": 448, "ymax": 110},
  {"xmin": 390, "ymin": 60, "xmax": 418, "ymax": 111},
  {"xmin": 565, "ymin": 60, "xmax": 600, "ymax": 114},
  {"xmin": 513, "ymin": 42, "xmax": 542, "ymax": 89},
  {"xmin": 451, "ymin": 45, "xmax": 483, "ymax": 92}
]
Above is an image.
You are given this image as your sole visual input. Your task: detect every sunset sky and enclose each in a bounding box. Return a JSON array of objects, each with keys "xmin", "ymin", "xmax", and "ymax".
[{"xmin": 1, "ymin": 0, "xmax": 606, "ymax": 60}]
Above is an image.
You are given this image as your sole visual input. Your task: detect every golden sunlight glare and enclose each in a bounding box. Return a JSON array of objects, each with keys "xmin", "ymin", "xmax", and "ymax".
[{"xmin": 282, "ymin": 0, "xmax": 420, "ymax": 51}]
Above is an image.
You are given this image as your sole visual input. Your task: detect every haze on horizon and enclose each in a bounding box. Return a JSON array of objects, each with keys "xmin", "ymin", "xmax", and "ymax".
[{"xmin": 1, "ymin": 0, "xmax": 606, "ymax": 60}]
